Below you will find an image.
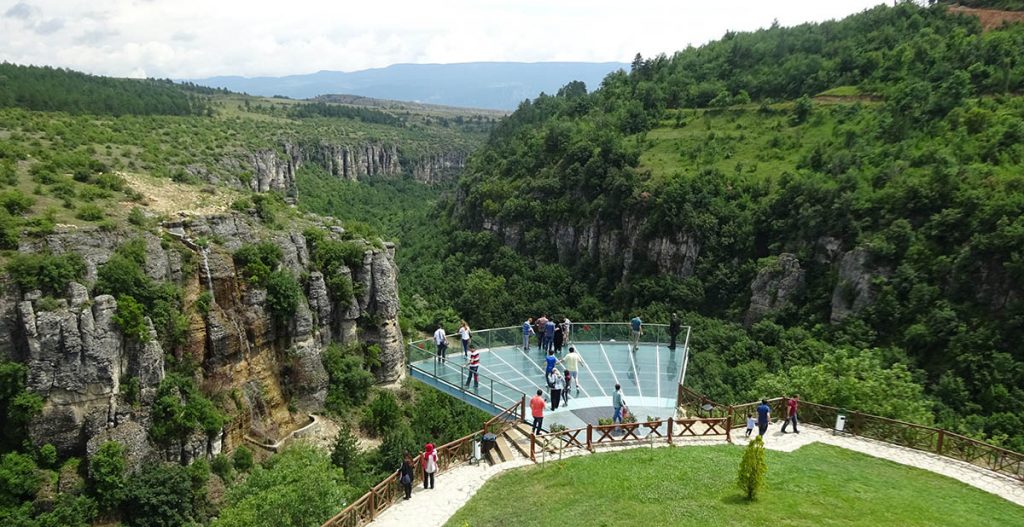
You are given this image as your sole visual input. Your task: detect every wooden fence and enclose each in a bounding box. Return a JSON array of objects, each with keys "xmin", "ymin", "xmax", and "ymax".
[
  {"xmin": 321, "ymin": 397, "xmax": 525, "ymax": 527},
  {"xmin": 530, "ymin": 416, "xmax": 731, "ymax": 461},
  {"xmin": 727, "ymin": 397, "xmax": 1024, "ymax": 483}
]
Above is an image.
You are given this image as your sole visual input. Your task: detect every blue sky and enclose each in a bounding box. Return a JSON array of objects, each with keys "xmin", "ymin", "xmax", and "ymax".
[{"xmin": 0, "ymin": 0, "xmax": 892, "ymax": 78}]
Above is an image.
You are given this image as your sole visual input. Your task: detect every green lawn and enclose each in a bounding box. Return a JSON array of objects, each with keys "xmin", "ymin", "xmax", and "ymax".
[{"xmin": 444, "ymin": 444, "xmax": 1023, "ymax": 527}]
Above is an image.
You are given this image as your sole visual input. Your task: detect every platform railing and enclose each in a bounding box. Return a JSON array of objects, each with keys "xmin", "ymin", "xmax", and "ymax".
[{"xmin": 530, "ymin": 415, "xmax": 731, "ymax": 461}]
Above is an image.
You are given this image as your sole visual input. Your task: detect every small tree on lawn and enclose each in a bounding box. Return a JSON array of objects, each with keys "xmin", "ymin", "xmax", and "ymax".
[{"xmin": 737, "ymin": 436, "xmax": 767, "ymax": 500}]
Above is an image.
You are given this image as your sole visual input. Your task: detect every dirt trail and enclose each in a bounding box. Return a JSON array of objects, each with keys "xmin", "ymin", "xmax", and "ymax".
[
  {"xmin": 949, "ymin": 6, "xmax": 1024, "ymax": 31},
  {"xmin": 120, "ymin": 172, "xmax": 236, "ymax": 216}
]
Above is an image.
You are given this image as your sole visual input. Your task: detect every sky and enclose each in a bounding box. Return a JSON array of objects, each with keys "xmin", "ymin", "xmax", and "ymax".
[{"xmin": 0, "ymin": 0, "xmax": 892, "ymax": 79}]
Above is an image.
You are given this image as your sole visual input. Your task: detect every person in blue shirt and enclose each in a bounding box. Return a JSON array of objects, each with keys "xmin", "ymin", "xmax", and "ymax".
[
  {"xmin": 544, "ymin": 318, "xmax": 556, "ymax": 353},
  {"xmin": 629, "ymin": 316, "xmax": 643, "ymax": 352},
  {"xmin": 756, "ymin": 399, "xmax": 772, "ymax": 437},
  {"xmin": 544, "ymin": 349, "xmax": 559, "ymax": 387},
  {"xmin": 522, "ymin": 317, "xmax": 535, "ymax": 351}
]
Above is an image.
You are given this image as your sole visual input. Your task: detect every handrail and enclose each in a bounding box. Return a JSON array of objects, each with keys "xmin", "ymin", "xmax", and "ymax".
[
  {"xmin": 321, "ymin": 398, "xmax": 524, "ymax": 527},
  {"xmin": 723, "ymin": 397, "xmax": 1024, "ymax": 482},
  {"xmin": 530, "ymin": 416, "xmax": 731, "ymax": 461}
]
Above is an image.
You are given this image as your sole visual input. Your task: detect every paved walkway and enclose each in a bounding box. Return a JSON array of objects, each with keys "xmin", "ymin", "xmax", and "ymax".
[
  {"xmin": 369, "ymin": 426, "xmax": 1023, "ymax": 527},
  {"xmin": 735, "ymin": 424, "xmax": 1024, "ymax": 507}
]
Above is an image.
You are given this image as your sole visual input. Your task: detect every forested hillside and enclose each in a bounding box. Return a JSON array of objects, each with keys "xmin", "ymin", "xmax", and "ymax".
[{"xmin": 430, "ymin": 3, "xmax": 1024, "ymax": 449}]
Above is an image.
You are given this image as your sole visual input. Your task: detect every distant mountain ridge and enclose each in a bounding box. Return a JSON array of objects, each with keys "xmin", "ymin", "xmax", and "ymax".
[{"xmin": 189, "ymin": 61, "xmax": 629, "ymax": 110}]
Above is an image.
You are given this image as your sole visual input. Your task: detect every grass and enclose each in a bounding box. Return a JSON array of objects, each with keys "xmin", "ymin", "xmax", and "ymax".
[{"xmin": 444, "ymin": 444, "xmax": 1022, "ymax": 527}]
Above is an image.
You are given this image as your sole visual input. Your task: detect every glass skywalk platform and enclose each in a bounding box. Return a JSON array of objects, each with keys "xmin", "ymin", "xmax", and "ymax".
[{"xmin": 408, "ymin": 322, "xmax": 691, "ymax": 430}]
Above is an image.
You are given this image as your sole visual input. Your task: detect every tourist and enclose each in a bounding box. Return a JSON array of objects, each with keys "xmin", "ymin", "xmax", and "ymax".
[
  {"xmin": 422, "ymin": 443, "xmax": 438, "ymax": 489},
  {"xmin": 781, "ymin": 394, "xmax": 800, "ymax": 434},
  {"xmin": 465, "ymin": 347, "xmax": 480, "ymax": 388},
  {"xmin": 544, "ymin": 317, "xmax": 556, "ymax": 353},
  {"xmin": 398, "ymin": 452, "xmax": 414, "ymax": 500},
  {"xmin": 562, "ymin": 317, "xmax": 572, "ymax": 345},
  {"xmin": 612, "ymin": 383, "xmax": 625, "ymax": 427},
  {"xmin": 522, "ymin": 317, "xmax": 535, "ymax": 351},
  {"xmin": 563, "ymin": 346, "xmax": 581, "ymax": 393},
  {"xmin": 534, "ymin": 316, "xmax": 546, "ymax": 352},
  {"xmin": 669, "ymin": 313, "xmax": 681, "ymax": 350},
  {"xmin": 433, "ymin": 323, "xmax": 448, "ymax": 363},
  {"xmin": 549, "ymin": 368, "xmax": 564, "ymax": 410},
  {"xmin": 756, "ymin": 399, "xmax": 771, "ymax": 437},
  {"xmin": 553, "ymin": 321, "xmax": 564, "ymax": 354},
  {"xmin": 563, "ymin": 369, "xmax": 572, "ymax": 405},
  {"xmin": 745, "ymin": 413, "xmax": 755, "ymax": 438},
  {"xmin": 544, "ymin": 349, "xmax": 558, "ymax": 387},
  {"xmin": 630, "ymin": 315, "xmax": 643, "ymax": 352},
  {"xmin": 458, "ymin": 320, "xmax": 471, "ymax": 358},
  {"xmin": 530, "ymin": 389, "xmax": 545, "ymax": 434}
]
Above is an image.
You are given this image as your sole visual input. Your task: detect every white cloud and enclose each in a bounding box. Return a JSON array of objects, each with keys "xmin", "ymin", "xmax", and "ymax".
[{"xmin": 0, "ymin": 0, "xmax": 891, "ymax": 78}]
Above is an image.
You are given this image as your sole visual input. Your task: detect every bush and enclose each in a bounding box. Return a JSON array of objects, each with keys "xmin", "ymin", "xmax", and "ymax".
[
  {"xmin": 34, "ymin": 296, "xmax": 61, "ymax": 312},
  {"xmin": 264, "ymin": 270, "xmax": 301, "ymax": 321},
  {"xmin": 0, "ymin": 361, "xmax": 44, "ymax": 451},
  {"xmin": 127, "ymin": 206, "xmax": 148, "ymax": 227},
  {"xmin": 211, "ymin": 454, "xmax": 234, "ymax": 483},
  {"xmin": 75, "ymin": 203, "xmax": 106, "ymax": 221},
  {"xmin": 322, "ymin": 344, "xmax": 375, "ymax": 413},
  {"xmin": 114, "ymin": 295, "xmax": 149, "ymax": 342},
  {"xmin": 6, "ymin": 252, "xmax": 86, "ymax": 295},
  {"xmin": 361, "ymin": 391, "xmax": 401, "ymax": 437},
  {"xmin": 330, "ymin": 425, "xmax": 364, "ymax": 482},
  {"xmin": 233, "ymin": 242, "xmax": 282, "ymax": 287},
  {"xmin": 35, "ymin": 494, "xmax": 98, "ymax": 527},
  {"xmin": 737, "ymin": 435, "xmax": 767, "ymax": 500},
  {"xmin": 36, "ymin": 443, "xmax": 58, "ymax": 469},
  {"xmin": 232, "ymin": 446, "xmax": 253, "ymax": 473},
  {"xmin": 89, "ymin": 441, "xmax": 126, "ymax": 512},
  {"xmin": 0, "ymin": 189, "xmax": 33, "ymax": 215},
  {"xmin": 195, "ymin": 290, "xmax": 213, "ymax": 315},
  {"xmin": 149, "ymin": 374, "xmax": 225, "ymax": 446},
  {"xmin": 0, "ymin": 452, "xmax": 41, "ymax": 507},
  {"xmin": 214, "ymin": 444, "xmax": 352, "ymax": 527},
  {"xmin": 123, "ymin": 463, "xmax": 197, "ymax": 527}
]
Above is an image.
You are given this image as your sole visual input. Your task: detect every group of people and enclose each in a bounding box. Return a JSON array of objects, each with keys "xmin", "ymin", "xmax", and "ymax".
[
  {"xmin": 432, "ymin": 320, "xmax": 473, "ymax": 364},
  {"xmin": 397, "ymin": 443, "xmax": 440, "ymax": 500},
  {"xmin": 530, "ymin": 382, "xmax": 630, "ymax": 435},
  {"xmin": 522, "ymin": 315, "xmax": 572, "ymax": 354},
  {"xmin": 745, "ymin": 395, "xmax": 800, "ymax": 438}
]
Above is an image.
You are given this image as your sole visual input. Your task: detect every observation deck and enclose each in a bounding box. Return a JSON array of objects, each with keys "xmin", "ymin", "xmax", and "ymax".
[{"xmin": 408, "ymin": 322, "xmax": 691, "ymax": 430}]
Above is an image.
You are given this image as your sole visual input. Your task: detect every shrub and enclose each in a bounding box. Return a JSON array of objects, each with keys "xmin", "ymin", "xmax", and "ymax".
[
  {"xmin": 35, "ymin": 494, "xmax": 98, "ymax": 527},
  {"xmin": 76, "ymin": 203, "xmax": 105, "ymax": 221},
  {"xmin": 233, "ymin": 241, "xmax": 282, "ymax": 287},
  {"xmin": 36, "ymin": 443, "xmax": 58, "ymax": 469},
  {"xmin": 35, "ymin": 296, "xmax": 61, "ymax": 312},
  {"xmin": 322, "ymin": 344, "xmax": 375, "ymax": 413},
  {"xmin": 232, "ymin": 446, "xmax": 253, "ymax": 473},
  {"xmin": 6, "ymin": 252, "xmax": 86, "ymax": 295},
  {"xmin": 211, "ymin": 454, "xmax": 234, "ymax": 483},
  {"xmin": 123, "ymin": 463, "xmax": 197, "ymax": 527},
  {"xmin": 89, "ymin": 441, "xmax": 127, "ymax": 511},
  {"xmin": 264, "ymin": 270, "xmax": 301, "ymax": 321},
  {"xmin": 737, "ymin": 435, "xmax": 767, "ymax": 500},
  {"xmin": 0, "ymin": 361, "xmax": 44, "ymax": 451},
  {"xmin": 330, "ymin": 425, "xmax": 364, "ymax": 481},
  {"xmin": 0, "ymin": 451, "xmax": 42, "ymax": 507},
  {"xmin": 127, "ymin": 206, "xmax": 148, "ymax": 226},
  {"xmin": 0, "ymin": 189, "xmax": 34, "ymax": 215},
  {"xmin": 149, "ymin": 374, "xmax": 225, "ymax": 446},
  {"xmin": 361, "ymin": 391, "xmax": 401, "ymax": 437},
  {"xmin": 195, "ymin": 290, "xmax": 213, "ymax": 315},
  {"xmin": 549, "ymin": 423, "xmax": 567, "ymax": 433},
  {"xmin": 114, "ymin": 295, "xmax": 149, "ymax": 342},
  {"xmin": 95, "ymin": 172, "xmax": 126, "ymax": 191}
]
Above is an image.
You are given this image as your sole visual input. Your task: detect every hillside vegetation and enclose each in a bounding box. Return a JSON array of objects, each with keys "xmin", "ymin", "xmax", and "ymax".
[{"xmin": 430, "ymin": 3, "xmax": 1024, "ymax": 450}]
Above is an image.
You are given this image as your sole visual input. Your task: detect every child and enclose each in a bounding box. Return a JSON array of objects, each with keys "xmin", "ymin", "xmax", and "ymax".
[{"xmin": 745, "ymin": 413, "xmax": 755, "ymax": 437}]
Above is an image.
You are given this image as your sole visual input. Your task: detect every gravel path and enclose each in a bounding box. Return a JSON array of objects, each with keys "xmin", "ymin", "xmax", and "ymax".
[{"xmin": 368, "ymin": 426, "xmax": 1023, "ymax": 527}]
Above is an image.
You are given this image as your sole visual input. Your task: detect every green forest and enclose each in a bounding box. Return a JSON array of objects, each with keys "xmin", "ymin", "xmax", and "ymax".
[{"xmin": 399, "ymin": 2, "xmax": 1024, "ymax": 451}]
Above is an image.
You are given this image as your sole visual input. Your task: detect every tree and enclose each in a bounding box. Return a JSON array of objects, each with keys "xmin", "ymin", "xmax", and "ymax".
[
  {"xmin": 89, "ymin": 441, "xmax": 127, "ymax": 512},
  {"xmin": 737, "ymin": 436, "xmax": 767, "ymax": 500},
  {"xmin": 123, "ymin": 463, "xmax": 197, "ymax": 527}
]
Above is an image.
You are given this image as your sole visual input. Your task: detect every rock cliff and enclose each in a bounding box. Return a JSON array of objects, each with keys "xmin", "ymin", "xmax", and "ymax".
[
  {"xmin": 745, "ymin": 254, "xmax": 806, "ymax": 326},
  {"xmin": 2, "ymin": 213, "xmax": 403, "ymax": 465}
]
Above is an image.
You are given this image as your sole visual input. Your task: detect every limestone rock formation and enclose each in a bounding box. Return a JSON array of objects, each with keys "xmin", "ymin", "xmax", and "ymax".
[
  {"xmin": 745, "ymin": 254, "xmax": 806, "ymax": 326},
  {"xmin": 830, "ymin": 247, "xmax": 888, "ymax": 323}
]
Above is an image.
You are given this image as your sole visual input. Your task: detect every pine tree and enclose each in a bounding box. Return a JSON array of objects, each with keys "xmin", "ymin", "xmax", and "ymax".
[{"xmin": 737, "ymin": 436, "xmax": 767, "ymax": 500}]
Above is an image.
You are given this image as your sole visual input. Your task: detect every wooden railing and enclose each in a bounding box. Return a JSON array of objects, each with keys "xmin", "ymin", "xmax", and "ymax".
[
  {"xmin": 530, "ymin": 416, "xmax": 731, "ymax": 461},
  {"xmin": 321, "ymin": 397, "xmax": 525, "ymax": 527},
  {"xmin": 724, "ymin": 397, "xmax": 1024, "ymax": 483}
]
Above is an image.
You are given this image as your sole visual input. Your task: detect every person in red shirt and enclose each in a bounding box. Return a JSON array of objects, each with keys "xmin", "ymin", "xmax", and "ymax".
[
  {"xmin": 781, "ymin": 394, "xmax": 800, "ymax": 434},
  {"xmin": 530, "ymin": 389, "xmax": 545, "ymax": 434},
  {"xmin": 464, "ymin": 347, "xmax": 480, "ymax": 388}
]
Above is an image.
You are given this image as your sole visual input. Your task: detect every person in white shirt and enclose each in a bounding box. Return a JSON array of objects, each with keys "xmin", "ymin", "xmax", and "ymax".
[
  {"xmin": 458, "ymin": 320, "xmax": 471, "ymax": 358},
  {"xmin": 562, "ymin": 346, "xmax": 581, "ymax": 393},
  {"xmin": 561, "ymin": 317, "xmax": 572, "ymax": 345},
  {"xmin": 548, "ymin": 369, "xmax": 564, "ymax": 410},
  {"xmin": 433, "ymin": 324, "xmax": 448, "ymax": 363}
]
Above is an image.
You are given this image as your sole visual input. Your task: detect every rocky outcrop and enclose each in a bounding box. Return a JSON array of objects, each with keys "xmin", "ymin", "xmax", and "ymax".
[
  {"xmin": 2, "ymin": 213, "xmax": 404, "ymax": 463},
  {"xmin": 830, "ymin": 247, "xmax": 888, "ymax": 323},
  {"xmin": 412, "ymin": 151, "xmax": 468, "ymax": 184},
  {"xmin": 745, "ymin": 254, "xmax": 806, "ymax": 326},
  {"xmin": 248, "ymin": 143, "xmax": 302, "ymax": 193}
]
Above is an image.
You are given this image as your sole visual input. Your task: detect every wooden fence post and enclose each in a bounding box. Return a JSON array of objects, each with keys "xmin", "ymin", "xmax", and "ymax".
[
  {"xmin": 530, "ymin": 433, "xmax": 536, "ymax": 462},
  {"xmin": 726, "ymin": 406, "xmax": 733, "ymax": 443},
  {"xmin": 586, "ymin": 424, "xmax": 593, "ymax": 451},
  {"xmin": 667, "ymin": 419, "xmax": 673, "ymax": 445},
  {"xmin": 936, "ymin": 429, "xmax": 945, "ymax": 455},
  {"xmin": 369, "ymin": 491, "xmax": 376, "ymax": 520},
  {"xmin": 520, "ymin": 396, "xmax": 526, "ymax": 422}
]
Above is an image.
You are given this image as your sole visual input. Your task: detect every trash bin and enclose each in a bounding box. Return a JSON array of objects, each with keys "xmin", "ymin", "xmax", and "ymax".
[
  {"xmin": 481, "ymin": 433, "xmax": 497, "ymax": 455},
  {"xmin": 834, "ymin": 412, "xmax": 847, "ymax": 434}
]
